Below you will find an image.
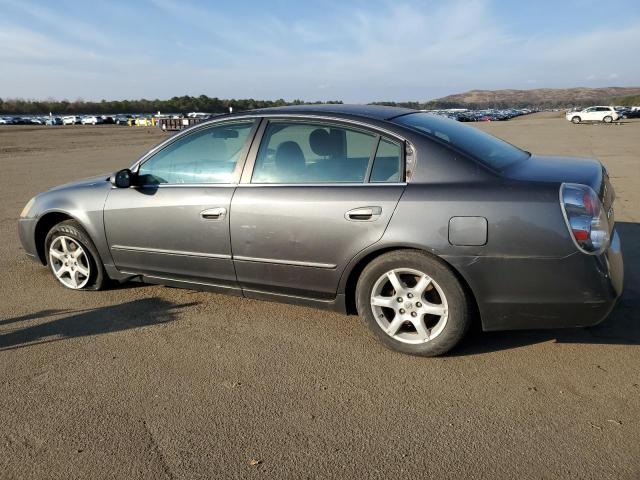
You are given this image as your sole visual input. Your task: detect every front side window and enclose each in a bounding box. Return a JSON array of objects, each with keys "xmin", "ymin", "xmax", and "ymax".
[
  {"xmin": 138, "ymin": 120, "xmax": 255, "ymax": 185},
  {"xmin": 251, "ymin": 122, "xmax": 377, "ymax": 183}
]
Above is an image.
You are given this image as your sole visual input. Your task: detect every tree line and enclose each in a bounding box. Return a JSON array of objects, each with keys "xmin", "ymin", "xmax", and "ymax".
[
  {"xmin": 2, "ymin": 93, "xmax": 638, "ymax": 116},
  {"xmin": 0, "ymin": 96, "xmax": 343, "ymax": 115},
  {"xmin": 613, "ymin": 94, "xmax": 640, "ymax": 106}
]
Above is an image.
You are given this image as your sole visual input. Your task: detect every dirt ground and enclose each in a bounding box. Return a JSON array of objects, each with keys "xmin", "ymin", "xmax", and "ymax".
[{"xmin": 0, "ymin": 113, "xmax": 638, "ymax": 479}]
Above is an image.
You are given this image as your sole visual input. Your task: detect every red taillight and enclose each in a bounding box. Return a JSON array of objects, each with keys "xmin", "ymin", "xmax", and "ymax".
[
  {"xmin": 560, "ymin": 183, "xmax": 610, "ymax": 255},
  {"xmin": 572, "ymin": 229, "xmax": 589, "ymax": 241}
]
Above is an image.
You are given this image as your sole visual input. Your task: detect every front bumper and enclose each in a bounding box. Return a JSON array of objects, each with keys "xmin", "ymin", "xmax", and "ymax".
[
  {"xmin": 448, "ymin": 228, "xmax": 624, "ymax": 331},
  {"xmin": 18, "ymin": 217, "xmax": 40, "ymax": 262}
]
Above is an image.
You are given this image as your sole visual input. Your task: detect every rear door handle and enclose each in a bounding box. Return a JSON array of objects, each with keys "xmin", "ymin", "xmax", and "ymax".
[
  {"xmin": 345, "ymin": 206, "xmax": 382, "ymax": 221},
  {"xmin": 200, "ymin": 207, "xmax": 227, "ymax": 220}
]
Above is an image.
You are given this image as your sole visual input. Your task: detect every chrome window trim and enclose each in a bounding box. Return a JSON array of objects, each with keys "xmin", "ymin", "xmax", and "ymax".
[
  {"xmin": 129, "ymin": 118, "xmax": 261, "ymax": 184},
  {"xmin": 112, "ymin": 182, "xmax": 407, "ymax": 189},
  {"xmin": 121, "ymin": 183, "xmax": 237, "ymax": 189},
  {"xmin": 258, "ymin": 114, "xmax": 409, "ymax": 143},
  {"xmin": 241, "ymin": 116, "xmax": 410, "ymax": 185},
  {"xmin": 128, "ymin": 113, "xmax": 415, "ymax": 185},
  {"xmin": 236, "ymin": 182, "xmax": 407, "ymax": 188}
]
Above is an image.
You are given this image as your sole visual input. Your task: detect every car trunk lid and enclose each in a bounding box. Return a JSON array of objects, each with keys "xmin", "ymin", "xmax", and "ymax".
[{"xmin": 503, "ymin": 154, "xmax": 615, "ymax": 230}]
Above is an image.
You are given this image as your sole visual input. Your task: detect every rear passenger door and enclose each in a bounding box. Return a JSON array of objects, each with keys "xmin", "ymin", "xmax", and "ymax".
[
  {"xmin": 230, "ymin": 119, "xmax": 406, "ymax": 300},
  {"xmin": 582, "ymin": 107, "xmax": 597, "ymax": 121}
]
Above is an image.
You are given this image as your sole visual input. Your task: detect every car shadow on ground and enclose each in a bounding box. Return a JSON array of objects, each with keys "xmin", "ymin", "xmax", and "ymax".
[
  {"xmin": 454, "ymin": 221, "xmax": 640, "ymax": 355},
  {"xmin": 0, "ymin": 298, "xmax": 196, "ymax": 351}
]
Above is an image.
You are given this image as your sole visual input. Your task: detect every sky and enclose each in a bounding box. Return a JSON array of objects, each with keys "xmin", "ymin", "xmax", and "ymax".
[{"xmin": 0, "ymin": 0, "xmax": 639, "ymax": 103}]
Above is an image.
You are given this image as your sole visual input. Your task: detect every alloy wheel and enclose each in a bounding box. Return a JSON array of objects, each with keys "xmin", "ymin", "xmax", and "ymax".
[
  {"xmin": 49, "ymin": 235, "xmax": 91, "ymax": 289},
  {"xmin": 370, "ymin": 268, "xmax": 448, "ymax": 344}
]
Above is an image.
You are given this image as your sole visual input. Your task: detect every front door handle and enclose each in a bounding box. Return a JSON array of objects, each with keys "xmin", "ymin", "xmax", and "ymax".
[
  {"xmin": 200, "ymin": 207, "xmax": 227, "ymax": 220},
  {"xmin": 345, "ymin": 206, "xmax": 382, "ymax": 221}
]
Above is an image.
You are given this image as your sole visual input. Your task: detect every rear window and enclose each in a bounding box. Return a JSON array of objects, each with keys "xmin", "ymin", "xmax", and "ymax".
[{"xmin": 392, "ymin": 113, "xmax": 529, "ymax": 171}]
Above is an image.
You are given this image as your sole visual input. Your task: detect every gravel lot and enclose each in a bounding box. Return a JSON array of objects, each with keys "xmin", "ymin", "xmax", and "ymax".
[{"xmin": 1, "ymin": 113, "xmax": 638, "ymax": 479}]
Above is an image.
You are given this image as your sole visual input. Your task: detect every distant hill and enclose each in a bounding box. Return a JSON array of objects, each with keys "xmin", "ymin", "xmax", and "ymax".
[{"xmin": 431, "ymin": 87, "xmax": 640, "ymax": 108}]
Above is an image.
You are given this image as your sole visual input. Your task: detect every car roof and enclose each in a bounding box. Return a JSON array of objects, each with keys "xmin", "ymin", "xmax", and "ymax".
[{"xmin": 252, "ymin": 104, "xmax": 416, "ymax": 121}]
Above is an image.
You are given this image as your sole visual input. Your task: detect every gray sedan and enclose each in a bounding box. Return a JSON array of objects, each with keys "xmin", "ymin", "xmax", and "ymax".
[{"xmin": 18, "ymin": 105, "xmax": 623, "ymax": 356}]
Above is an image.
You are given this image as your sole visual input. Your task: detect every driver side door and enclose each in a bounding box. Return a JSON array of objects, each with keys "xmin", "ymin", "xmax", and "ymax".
[{"xmin": 103, "ymin": 119, "xmax": 258, "ymax": 289}]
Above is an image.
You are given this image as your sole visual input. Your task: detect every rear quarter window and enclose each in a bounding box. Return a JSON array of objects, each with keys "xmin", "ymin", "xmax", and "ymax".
[{"xmin": 393, "ymin": 112, "xmax": 529, "ymax": 171}]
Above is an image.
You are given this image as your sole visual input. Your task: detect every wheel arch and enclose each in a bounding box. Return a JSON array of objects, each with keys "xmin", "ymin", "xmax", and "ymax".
[
  {"xmin": 341, "ymin": 245, "xmax": 481, "ymax": 325},
  {"xmin": 34, "ymin": 211, "xmax": 85, "ymax": 265}
]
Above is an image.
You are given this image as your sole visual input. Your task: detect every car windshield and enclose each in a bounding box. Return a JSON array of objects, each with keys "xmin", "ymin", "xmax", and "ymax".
[{"xmin": 392, "ymin": 112, "xmax": 530, "ymax": 171}]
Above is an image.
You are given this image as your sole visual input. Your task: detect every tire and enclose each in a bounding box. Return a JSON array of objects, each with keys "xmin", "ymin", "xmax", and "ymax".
[
  {"xmin": 44, "ymin": 220, "xmax": 107, "ymax": 291},
  {"xmin": 603, "ymin": 116, "xmax": 613, "ymax": 123},
  {"xmin": 571, "ymin": 116, "xmax": 581, "ymax": 124},
  {"xmin": 356, "ymin": 250, "xmax": 471, "ymax": 357}
]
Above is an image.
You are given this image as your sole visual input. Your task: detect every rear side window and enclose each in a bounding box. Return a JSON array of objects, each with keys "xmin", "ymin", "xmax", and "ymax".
[
  {"xmin": 138, "ymin": 120, "xmax": 255, "ymax": 184},
  {"xmin": 393, "ymin": 112, "xmax": 529, "ymax": 171},
  {"xmin": 370, "ymin": 138, "xmax": 402, "ymax": 182},
  {"xmin": 251, "ymin": 122, "xmax": 377, "ymax": 183}
]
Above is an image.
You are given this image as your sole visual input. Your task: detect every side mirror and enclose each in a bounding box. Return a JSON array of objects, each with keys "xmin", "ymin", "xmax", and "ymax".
[{"xmin": 111, "ymin": 169, "xmax": 133, "ymax": 188}]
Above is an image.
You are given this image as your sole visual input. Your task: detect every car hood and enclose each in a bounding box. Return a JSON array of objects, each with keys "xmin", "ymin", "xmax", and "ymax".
[{"xmin": 46, "ymin": 174, "xmax": 111, "ymax": 193}]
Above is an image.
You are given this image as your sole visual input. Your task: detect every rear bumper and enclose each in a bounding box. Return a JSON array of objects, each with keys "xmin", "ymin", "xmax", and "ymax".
[
  {"xmin": 18, "ymin": 217, "xmax": 40, "ymax": 262},
  {"xmin": 447, "ymin": 228, "xmax": 624, "ymax": 331}
]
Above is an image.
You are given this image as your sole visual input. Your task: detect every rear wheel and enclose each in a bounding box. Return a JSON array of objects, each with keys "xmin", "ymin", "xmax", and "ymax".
[
  {"xmin": 571, "ymin": 116, "xmax": 581, "ymax": 124},
  {"xmin": 356, "ymin": 250, "xmax": 471, "ymax": 356},
  {"xmin": 603, "ymin": 116, "xmax": 613, "ymax": 123},
  {"xmin": 45, "ymin": 220, "xmax": 107, "ymax": 290}
]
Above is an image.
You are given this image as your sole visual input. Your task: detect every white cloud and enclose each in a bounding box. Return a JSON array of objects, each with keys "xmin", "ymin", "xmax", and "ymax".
[{"xmin": 0, "ymin": 0, "xmax": 639, "ymax": 101}]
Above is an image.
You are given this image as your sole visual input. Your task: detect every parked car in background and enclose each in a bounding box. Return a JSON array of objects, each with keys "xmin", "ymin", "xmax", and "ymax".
[
  {"xmin": 81, "ymin": 116, "xmax": 103, "ymax": 125},
  {"xmin": 62, "ymin": 116, "xmax": 80, "ymax": 125},
  {"xmin": 187, "ymin": 112, "xmax": 212, "ymax": 119},
  {"xmin": 566, "ymin": 106, "xmax": 619, "ymax": 124},
  {"xmin": 115, "ymin": 115, "xmax": 133, "ymax": 125},
  {"xmin": 45, "ymin": 117, "xmax": 63, "ymax": 125},
  {"xmin": 13, "ymin": 117, "xmax": 36, "ymax": 125},
  {"xmin": 17, "ymin": 105, "xmax": 623, "ymax": 357},
  {"xmin": 134, "ymin": 116, "xmax": 153, "ymax": 126}
]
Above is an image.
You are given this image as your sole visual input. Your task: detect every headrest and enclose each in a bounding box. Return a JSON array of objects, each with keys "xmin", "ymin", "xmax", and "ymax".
[
  {"xmin": 275, "ymin": 141, "xmax": 305, "ymax": 172},
  {"xmin": 309, "ymin": 128, "xmax": 333, "ymax": 156}
]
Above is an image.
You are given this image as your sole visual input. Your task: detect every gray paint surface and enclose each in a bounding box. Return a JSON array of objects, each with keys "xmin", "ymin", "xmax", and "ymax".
[
  {"xmin": 230, "ymin": 184, "xmax": 404, "ymax": 298},
  {"xmin": 104, "ymin": 185, "xmax": 236, "ymax": 284},
  {"xmin": 18, "ymin": 105, "xmax": 624, "ymax": 332}
]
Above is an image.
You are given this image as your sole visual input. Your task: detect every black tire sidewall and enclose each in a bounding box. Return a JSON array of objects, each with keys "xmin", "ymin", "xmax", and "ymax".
[
  {"xmin": 356, "ymin": 250, "xmax": 470, "ymax": 357},
  {"xmin": 44, "ymin": 220, "xmax": 105, "ymax": 291}
]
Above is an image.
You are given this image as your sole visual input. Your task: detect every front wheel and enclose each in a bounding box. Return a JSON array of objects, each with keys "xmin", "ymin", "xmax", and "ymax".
[
  {"xmin": 603, "ymin": 116, "xmax": 613, "ymax": 123},
  {"xmin": 356, "ymin": 250, "xmax": 471, "ymax": 357},
  {"xmin": 45, "ymin": 220, "xmax": 107, "ymax": 290},
  {"xmin": 571, "ymin": 116, "xmax": 581, "ymax": 124}
]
